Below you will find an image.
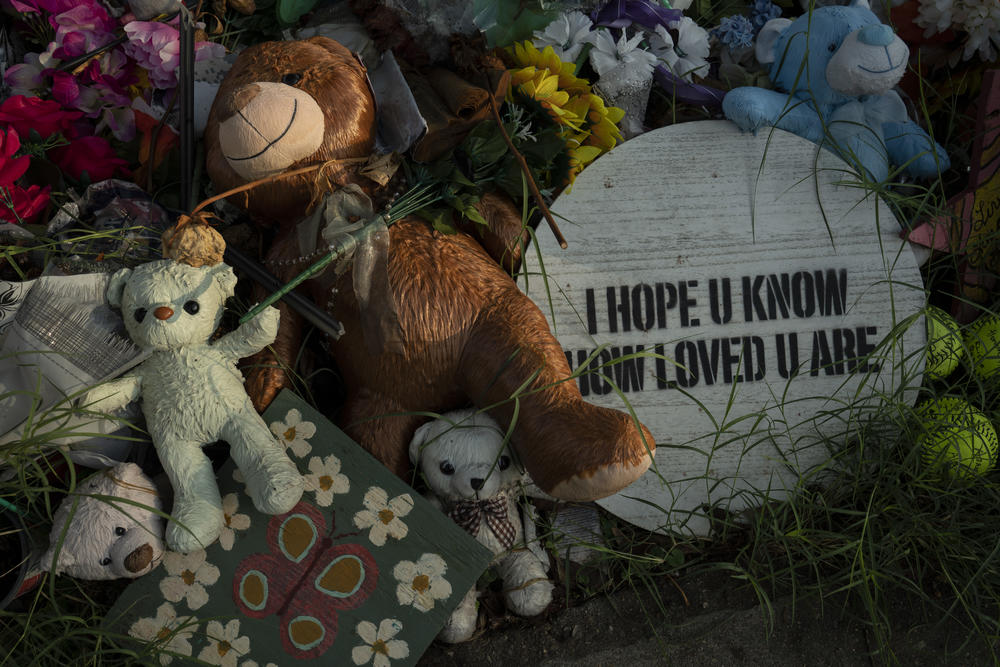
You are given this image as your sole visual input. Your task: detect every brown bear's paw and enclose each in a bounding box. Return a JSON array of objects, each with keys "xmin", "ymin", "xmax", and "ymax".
[
  {"xmin": 242, "ymin": 350, "xmax": 292, "ymax": 412},
  {"xmin": 547, "ymin": 457, "xmax": 654, "ymax": 502}
]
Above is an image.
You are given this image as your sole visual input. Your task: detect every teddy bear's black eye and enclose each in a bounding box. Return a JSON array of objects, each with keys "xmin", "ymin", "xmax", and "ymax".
[
  {"xmin": 115, "ymin": 526, "xmax": 126, "ymax": 536},
  {"xmin": 183, "ymin": 300, "xmax": 200, "ymax": 315},
  {"xmin": 100, "ymin": 557, "xmax": 112, "ymax": 566},
  {"xmin": 439, "ymin": 461, "xmax": 455, "ymax": 476},
  {"xmin": 828, "ymin": 42, "xmax": 837, "ymax": 53},
  {"xmin": 282, "ymin": 72, "xmax": 302, "ymax": 85},
  {"xmin": 498, "ymin": 456, "xmax": 511, "ymax": 471},
  {"xmin": 134, "ymin": 308, "xmax": 147, "ymax": 323}
]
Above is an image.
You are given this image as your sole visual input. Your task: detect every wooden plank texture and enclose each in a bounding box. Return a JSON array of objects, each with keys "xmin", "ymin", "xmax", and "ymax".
[{"xmin": 521, "ymin": 121, "xmax": 927, "ymax": 536}]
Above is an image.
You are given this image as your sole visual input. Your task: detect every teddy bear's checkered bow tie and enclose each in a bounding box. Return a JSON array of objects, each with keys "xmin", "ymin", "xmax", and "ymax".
[{"xmin": 447, "ymin": 494, "xmax": 516, "ymax": 550}]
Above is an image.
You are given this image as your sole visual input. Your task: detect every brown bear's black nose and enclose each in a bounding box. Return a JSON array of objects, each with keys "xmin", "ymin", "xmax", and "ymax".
[
  {"xmin": 154, "ymin": 306, "xmax": 173, "ymax": 320},
  {"xmin": 470, "ymin": 478, "xmax": 484, "ymax": 490},
  {"xmin": 124, "ymin": 543, "xmax": 153, "ymax": 573}
]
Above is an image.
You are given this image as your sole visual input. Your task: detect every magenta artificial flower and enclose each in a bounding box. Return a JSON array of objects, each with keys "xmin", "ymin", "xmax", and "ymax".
[
  {"xmin": 0, "ymin": 128, "xmax": 30, "ymax": 187},
  {"xmin": 51, "ymin": 2, "xmax": 118, "ymax": 59},
  {"xmin": 0, "ymin": 183, "xmax": 51, "ymax": 224},
  {"xmin": 8, "ymin": 0, "xmax": 76, "ymax": 14},
  {"xmin": 0, "ymin": 95, "xmax": 82, "ymax": 140},
  {"xmin": 49, "ymin": 135, "xmax": 130, "ymax": 183}
]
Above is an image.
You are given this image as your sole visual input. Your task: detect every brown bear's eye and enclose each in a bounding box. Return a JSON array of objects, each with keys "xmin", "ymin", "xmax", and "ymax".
[
  {"xmin": 183, "ymin": 300, "xmax": 199, "ymax": 315},
  {"xmin": 498, "ymin": 456, "xmax": 511, "ymax": 471},
  {"xmin": 282, "ymin": 72, "xmax": 302, "ymax": 86},
  {"xmin": 134, "ymin": 308, "xmax": 147, "ymax": 323},
  {"xmin": 439, "ymin": 461, "xmax": 455, "ymax": 476}
]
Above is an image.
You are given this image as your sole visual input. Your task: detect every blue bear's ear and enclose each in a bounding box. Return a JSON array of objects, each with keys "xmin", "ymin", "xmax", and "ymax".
[{"xmin": 756, "ymin": 18, "xmax": 792, "ymax": 65}]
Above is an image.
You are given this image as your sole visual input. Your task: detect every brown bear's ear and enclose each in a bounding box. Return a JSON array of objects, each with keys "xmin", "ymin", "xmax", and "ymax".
[{"xmin": 305, "ymin": 35, "xmax": 366, "ymax": 73}]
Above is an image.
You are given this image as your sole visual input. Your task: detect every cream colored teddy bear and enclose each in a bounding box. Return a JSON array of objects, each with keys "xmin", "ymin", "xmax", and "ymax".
[
  {"xmin": 82, "ymin": 259, "xmax": 303, "ymax": 553},
  {"xmin": 43, "ymin": 462, "xmax": 165, "ymax": 580},
  {"xmin": 410, "ymin": 410, "xmax": 553, "ymax": 643}
]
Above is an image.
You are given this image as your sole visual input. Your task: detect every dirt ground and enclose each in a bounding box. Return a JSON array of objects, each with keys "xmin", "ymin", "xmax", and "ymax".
[{"xmin": 418, "ymin": 568, "xmax": 997, "ymax": 666}]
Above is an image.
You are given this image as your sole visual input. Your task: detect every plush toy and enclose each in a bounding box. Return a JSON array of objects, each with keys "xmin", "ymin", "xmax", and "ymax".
[
  {"xmin": 42, "ymin": 463, "xmax": 165, "ymax": 580},
  {"xmin": 81, "ymin": 258, "xmax": 303, "ymax": 553},
  {"xmin": 203, "ymin": 37, "xmax": 655, "ymax": 502},
  {"xmin": 410, "ymin": 410, "xmax": 553, "ymax": 643},
  {"xmin": 722, "ymin": 0, "xmax": 949, "ymax": 183}
]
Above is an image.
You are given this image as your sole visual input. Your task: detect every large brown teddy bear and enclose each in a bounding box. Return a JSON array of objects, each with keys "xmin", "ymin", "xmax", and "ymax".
[{"xmin": 205, "ymin": 37, "xmax": 655, "ymax": 500}]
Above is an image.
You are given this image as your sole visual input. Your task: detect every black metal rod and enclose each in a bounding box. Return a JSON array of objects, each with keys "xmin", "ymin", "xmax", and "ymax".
[
  {"xmin": 223, "ymin": 245, "xmax": 345, "ymax": 340},
  {"xmin": 179, "ymin": 6, "xmax": 195, "ymax": 210}
]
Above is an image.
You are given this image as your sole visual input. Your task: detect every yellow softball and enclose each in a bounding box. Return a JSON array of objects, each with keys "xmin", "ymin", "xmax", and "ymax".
[{"xmin": 917, "ymin": 396, "xmax": 998, "ymax": 480}]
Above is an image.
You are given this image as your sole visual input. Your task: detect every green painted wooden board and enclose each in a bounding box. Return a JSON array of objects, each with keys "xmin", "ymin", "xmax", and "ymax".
[{"xmin": 104, "ymin": 390, "xmax": 492, "ymax": 666}]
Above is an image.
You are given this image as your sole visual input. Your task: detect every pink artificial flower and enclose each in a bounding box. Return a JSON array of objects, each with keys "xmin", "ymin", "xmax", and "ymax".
[
  {"xmin": 124, "ymin": 19, "xmax": 225, "ymax": 89},
  {"xmin": 0, "ymin": 183, "xmax": 51, "ymax": 225},
  {"xmin": 0, "ymin": 128, "xmax": 30, "ymax": 187},
  {"xmin": 97, "ymin": 106, "xmax": 136, "ymax": 142},
  {"xmin": 123, "ymin": 20, "xmax": 180, "ymax": 89},
  {"xmin": 0, "ymin": 95, "xmax": 82, "ymax": 140},
  {"xmin": 4, "ymin": 46, "xmax": 60, "ymax": 97},
  {"xmin": 49, "ymin": 135, "xmax": 130, "ymax": 183}
]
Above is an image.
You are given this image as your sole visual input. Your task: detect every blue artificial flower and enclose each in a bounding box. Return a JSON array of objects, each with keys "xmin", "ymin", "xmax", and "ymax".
[
  {"xmin": 750, "ymin": 0, "xmax": 782, "ymax": 31},
  {"xmin": 712, "ymin": 14, "xmax": 755, "ymax": 49}
]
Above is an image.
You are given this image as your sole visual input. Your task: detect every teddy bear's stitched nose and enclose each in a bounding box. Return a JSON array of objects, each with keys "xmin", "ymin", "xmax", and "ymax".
[
  {"xmin": 154, "ymin": 306, "xmax": 174, "ymax": 320},
  {"xmin": 124, "ymin": 543, "xmax": 153, "ymax": 573},
  {"xmin": 222, "ymin": 83, "xmax": 262, "ymax": 120}
]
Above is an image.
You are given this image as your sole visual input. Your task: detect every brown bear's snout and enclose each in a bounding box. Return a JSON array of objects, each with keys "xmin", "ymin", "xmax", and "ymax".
[
  {"xmin": 124, "ymin": 543, "xmax": 153, "ymax": 573},
  {"xmin": 154, "ymin": 306, "xmax": 173, "ymax": 320}
]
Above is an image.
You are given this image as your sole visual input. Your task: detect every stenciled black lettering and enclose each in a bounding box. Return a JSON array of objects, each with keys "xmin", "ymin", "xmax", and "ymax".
[{"xmin": 709, "ymin": 278, "xmax": 733, "ymax": 325}]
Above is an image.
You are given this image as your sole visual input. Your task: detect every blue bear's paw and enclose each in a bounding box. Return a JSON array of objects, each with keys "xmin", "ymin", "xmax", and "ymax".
[{"xmin": 722, "ymin": 88, "xmax": 775, "ymax": 133}]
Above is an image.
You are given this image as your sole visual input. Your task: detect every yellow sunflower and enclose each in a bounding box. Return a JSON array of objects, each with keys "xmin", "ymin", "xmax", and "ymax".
[{"xmin": 506, "ymin": 41, "xmax": 625, "ymax": 188}]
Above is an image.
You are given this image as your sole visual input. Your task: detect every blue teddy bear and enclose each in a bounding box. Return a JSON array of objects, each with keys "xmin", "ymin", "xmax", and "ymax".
[{"xmin": 722, "ymin": 0, "xmax": 949, "ymax": 183}]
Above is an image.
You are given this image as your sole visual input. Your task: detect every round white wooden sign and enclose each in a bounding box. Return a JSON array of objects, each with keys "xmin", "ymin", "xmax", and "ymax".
[{"xmin": 520, "ymin": 121, "xmax": 927, "ymax": 536}]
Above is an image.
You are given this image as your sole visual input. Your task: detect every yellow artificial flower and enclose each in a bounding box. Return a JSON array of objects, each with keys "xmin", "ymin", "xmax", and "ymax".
[{"xmin": 506, "ymin": 41, "xmax": 627, "ymax": 188}]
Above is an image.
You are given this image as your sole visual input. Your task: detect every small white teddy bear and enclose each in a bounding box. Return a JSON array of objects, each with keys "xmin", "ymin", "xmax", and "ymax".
[
  {"xmin": 82, "ymin": 259, "xmax": 303, "ymax": 553},
  {"xmin": 43, "ymin": 462, "xmax": 165, "ymax": 580},
  {"xmin": 410, "ymin": 409, "xmax": 553, "ymax": 643}
]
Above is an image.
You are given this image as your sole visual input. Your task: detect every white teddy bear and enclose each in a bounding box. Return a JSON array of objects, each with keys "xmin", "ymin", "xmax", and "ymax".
[
  {"xmin": 82, "ymin": 259, "xmax": 303, "ymax": 553},
  {"xmin": 42, "ymin": 462, "xmax": 165, "ymax": 580},
  {"xmin": 410, "ymin": 409, "xmax": 553, "ymax": 643}
]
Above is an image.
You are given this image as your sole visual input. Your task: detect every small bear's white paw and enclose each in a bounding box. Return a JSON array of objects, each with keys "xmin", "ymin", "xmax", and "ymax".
[
  {"xmin": 505, "ymin": 578, "xmax": 553, "ymax": 617},
  {"xmin": 243, "ymin": 459, "xmax": 303, "ymax": 515},
  {"xmin": 166, "ymin": 499, "xmax": 224, "ymax": 553}
]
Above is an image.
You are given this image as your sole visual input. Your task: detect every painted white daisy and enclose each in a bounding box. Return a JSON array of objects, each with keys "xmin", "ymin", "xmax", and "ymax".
[
  {"xmin": 128, "ymin": 602, "xmax": 196, "ymax": 665},
  {"xmin": 351, "ymin": 618, "xmax": 410, "ymax": 667},
  {"xmin": 353, "ymin": 487, "xmax": 413, "ymax": 547},
  {"xmin": 393, "ymin": 553, "xmax": 452, "ymax": 612},
  {"xmin": 648, "ymin": 18, "xmax": 710, "ymax": 82},
  {"xmin": 269, "ymin": 408, "xmax": 316, "ymax": 458},
  {"xmin": 303, "ymin": 454, "xmax": 350, "ymax": 507},
  {"xmin": 532, "ymin": 10, "xmax": 595, "ymax": 62},
  {"xmin": 198, "ymin": 619, "xmax": 251, "ymax": 667},
  {"xmin": 219, "ymin": 493, "xmax": 251, "ymax": 551},
  {"xmin": 159, "ymin": 550, "xmax": 220, "ymax": 611}
]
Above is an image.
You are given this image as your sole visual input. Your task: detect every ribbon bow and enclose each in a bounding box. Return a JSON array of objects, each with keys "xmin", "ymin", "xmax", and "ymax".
[{"xmin": 447, "ymin": 494, "xmax": 517, "ymax": 550}]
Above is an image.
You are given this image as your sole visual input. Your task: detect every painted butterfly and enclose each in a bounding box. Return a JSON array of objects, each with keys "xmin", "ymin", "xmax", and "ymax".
[{"xmin": 233, "ymin": 501, "xmax": 378, "ymax": 659}]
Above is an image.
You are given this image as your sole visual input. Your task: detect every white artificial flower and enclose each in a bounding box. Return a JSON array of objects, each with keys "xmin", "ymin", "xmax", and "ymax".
[
  {"xmin": 393, "ymin": 553, "xmax": 452, "ymax": 612},
  {"xmin": 916, "ymin": 0, "xmax": 959, "ymax": 35},
  {"xmin": 350, "ymin": 618, "xmax": 410, "ymax": 667},
  {"xmin": 353, "ymin": 487, "xmax": 414, "ymax": 547},
  {"xmin": 648, "ymin": 19, "xmax": 711, "ymax": 81},
  {"xmin": 958, "ymin": 1, "xmax": 1000, "ymax": 62},
  {"xmin": 128, "ymin": 602, "xmax": 196, "ymax": 665},
  {"xmin": 532, "ymin": 10, "xmax": 595, "ymax": 62},
  {"xmin": 198, "ymin": 619, "xmax": 251, "ymax": 667},
  {"xmin": 588, "ymin": 28, "xmax": 658, "ymax": 80},
  {"xmin": 158, "ymin": 550, "xmax": 220, "ymax": 611},
  {"xmin": 302, "ymin": 454, "xmax": 350, "ymax": 507},
  {"xmin": 269, "ymin": 408, "xmax": 316, "ymax": 458},
  {"xmin": 219, "ymin": 493, "xmax": 251, "ymax": 551}
]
